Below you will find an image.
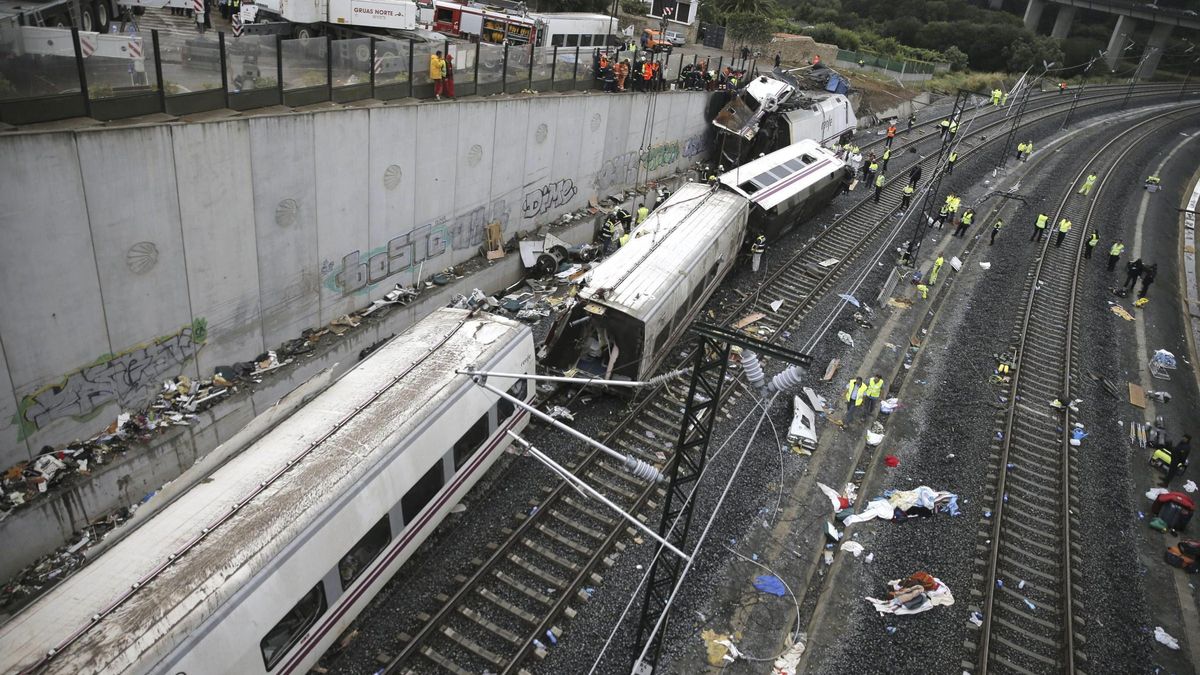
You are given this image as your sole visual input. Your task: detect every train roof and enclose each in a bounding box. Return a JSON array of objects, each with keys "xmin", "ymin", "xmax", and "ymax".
[
  {"xmin": 719, "ymin": 139, "xmax": 845, "ymax": 211},
  {"xmin": 579, "ymin": 182, "xmax": 749, "ymax": 322},
  {"xmin": 0, "ymin": 309, "xmax": 528, "ymax": 675}
]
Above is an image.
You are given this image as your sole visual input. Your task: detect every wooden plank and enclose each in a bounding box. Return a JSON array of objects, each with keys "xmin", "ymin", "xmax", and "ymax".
[
  {"xmin": 821, "ymin": 358, "xmax": 840, "ymax": 382},
  {"xmin": 733, "ymin": 312, "xmax": 767, "ymax": 329},
  {"xmin": 1128, "ymin": 382, "xmax": 1146, "ymax": 408}
]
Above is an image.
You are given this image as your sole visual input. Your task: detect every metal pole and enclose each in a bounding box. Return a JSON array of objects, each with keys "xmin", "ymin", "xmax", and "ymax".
[
  {"xmin": 471, "ymin": 378, "xmax": 665, "ymax": 482},
  {"xmin": 325, "ymin": 34, "xmax": 333, "ymax": 101},
  {"xmin": 507, "ymin": 432, "xmax": 690, "ymax": 561},
  {"xmin": 502, "ymin": 43, "xmax": 509, "ymax": 91},
  {"xmin": 218, "ymin": 31, "xmax": 229, "ymax": 107},
  {"xmin": 408, "ymin": 38, "xmax": 415, "ymax": 97},
  {"xmin": 551, "ymin": 44, "xmax": 557, "ymax": 84},
  {"xmin": 527, "ymin": 42, "xmax": 534, "ymax": 88},
  {"xmin": 573, "ymin": 45, "xmax": 579, "ymax": 86},
  {"xmin": 474, "ymin": 40, "xmax": 480, "ymax": 91},
  {"xmin": 276, "ymin": 33, "xmax": 284, "ymax": 104},
  {"xmin": 71, "ymin": 28, "xmax": 92, "ymax": 117},
  {"xmin": 152, "ymin": 29, "xmax": 166, "ymax": 112},
  {"xmin": 369, "ymin": 37, "xmax": 377, "ymax": 97}
]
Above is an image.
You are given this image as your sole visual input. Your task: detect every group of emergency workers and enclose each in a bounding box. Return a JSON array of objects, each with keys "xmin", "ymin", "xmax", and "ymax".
[{"xmin": 595, "ymin": 50, "xmax": 669, "ymax": 93}]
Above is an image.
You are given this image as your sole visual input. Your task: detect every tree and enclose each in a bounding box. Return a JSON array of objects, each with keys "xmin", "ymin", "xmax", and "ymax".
[
  {"xmin": 1005, "ymin": 34, "xmax": 1064, "ymax": 72},
  {"xmin": 728, "ymin": 12, "xmax": 776, "ymax": 47},
  {"xmin": 943, "ymin": 45, "xmax": 969, "ymax": 71}
]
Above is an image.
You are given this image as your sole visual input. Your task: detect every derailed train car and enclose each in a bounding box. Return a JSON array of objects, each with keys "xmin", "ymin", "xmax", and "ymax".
[
  {"xmin": 542, "ymin": 182, "xmax": 749, "ymax": 382},
  {"xmin": 0, "ymin": 308, "xmax": 534, "ymax": 675},
  {"xmin": 543, "ymin": 140, "xmax": 848, "ymax": 382},
  {"xmin": 719, "ymin": 138, "xmax": 852, "ymax": 242}
]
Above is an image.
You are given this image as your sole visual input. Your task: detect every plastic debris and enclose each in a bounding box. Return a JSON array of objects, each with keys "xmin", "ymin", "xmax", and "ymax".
[
  {"xmin": 1155, "ymin": 627, "xmax": 1181, "ymax": 650},
  {"xmin": 969, "ymin": 611, "xmax": 983, "ymax": 627},
  {"xmin": 770, "ymin": 299, "xmax": 785, "ymax": 312},
  {"xmin": 1183, "ymin": 480, "xmax": 1197, "ymax": 494},
  {"xmin": 837, "ymin": 331, "xmax": 854, "ymax": 347},
  {"xmin": 547, "ymin": 406, "xmax": 575, "ymax": 422},
  {"xmin": 1023, "ymin": 598, "xmax": 1036, "ymax": 610},
  {"xmin": 753, "ymin": 575, "xmax": 787, "ymax": 597},
  {"xmin": 771, "ymin": 637, "xmax": 806, "ymax": 675},
  {"xmin": 841, "ymin": 541, "xmax": 865, "ymax": 557},
  {"xmin": 825, "ymin": 521, "xmax": 842, "ymax": 542},
  {"xmin": 884, "ymin": 455, "xmax": 900, "ymax": 467}
]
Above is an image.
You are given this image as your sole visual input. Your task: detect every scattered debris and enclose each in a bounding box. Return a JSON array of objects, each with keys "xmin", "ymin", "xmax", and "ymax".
[
  {"xmin": 841, "ymin": 541, "xmax": 865, "ymax": 557},
  {"xmin": 771, "ymin": 637, "xmax": 806, "ymax": 675},
  {"xmin": 884, "ymin": 455, "xmax": 900, "ymax": 468},
  {"xmin": 837, "ymin": 331, "xmax": 854, "ymax": 347},
  {"xmin": 753, "ymin": 575, "xmax": 788, "ymax": 597},
  {"xmin": 1154, "ymin": 626, "xmax": 1181, "ymax": 650},
  {"xmin": 735, "ymin": 313, "xmax": 767, "ymax": 329},
  {"xmin": 865, "ymin": 572, "xmax": 954, "ymax": 615},
  {"xmin": 822, "ymin": 359, "xmax": 841, "ymax": 381},
  {"xmin": 770, "ymin": 299, "xmax": 785, "ymax": 312},
  {"xmin": 1110, "ymin": 305, "xmax": 1135, "ymax": 321},
  {"xmin": 866, "ymin": 421, "xmax": 886, "ymax": 447},
  {"xmin": 843, "ymin": 486, "xmax": 960, "ymax": 525}
]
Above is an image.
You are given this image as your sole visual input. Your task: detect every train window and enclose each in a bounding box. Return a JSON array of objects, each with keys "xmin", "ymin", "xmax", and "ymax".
[
  {"xmin": 801, "ymin": 154, "xmax": 816, "ymax": 164},
  {"xmin": 497, "ymin": 378, "xmax": 528, "ymax": 422},
  {"xmin": 705, "ymin": 262, "xmax": 720, "ymax": 288},
  {"xmin": 552, "ymin": 34, "xmax": 564, "ymax": 46},
  {"xmin": 260, "ymin": 582, "xmax": 327, "ymax": 671},
  {"xmin": 754, "ymin": 172, "xmax": 779, "ymax": 186},
  {"xmin": 566, "ymin": 34, "xmax": 579, "ymax": 47},
  {"xmin": 454, "ymin": 413, "xmax": 490, "ymax": 470},
  {"xmin": 785, "ymin": 159, "xmax": 806, "ymax": 172},
  {"xmin": 338, "ymin": 515, "xmax": 391, "ymax": 590},
  {"xmin": 402, "ymin": 462, "xmax": 445, "ymax": 523},
  {"xmin": 738, "ymin": 181, "xmax": 760, "ymax": 194},
  {"xmin": 435, "ymin": 8, "xmax": 453, "ymax": 22},
  {"xmin": 738, "ymin": 92, "xmax": 760, "ymax": 112},
  {"xmin": 593, "ymin": 34, "xmax": 606, "ymax": 46},
  {"xmin": 652, "ymin": 324, "xmax": 671, "ymax": 355}
]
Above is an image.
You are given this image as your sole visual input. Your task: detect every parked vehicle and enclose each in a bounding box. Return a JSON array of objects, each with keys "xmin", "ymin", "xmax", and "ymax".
[
  {"xmin": 664, "ymin": 29, "xmax": 684, "ymax": 46},
  {"xmin": 640, "ymin": 27, "xmax": 671, "ymax": 53}
]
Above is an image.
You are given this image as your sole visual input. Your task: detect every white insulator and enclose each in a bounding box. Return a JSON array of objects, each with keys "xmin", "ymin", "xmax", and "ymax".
[
  {"xmin": 741, "ymin": 351, "xmax": 766, "ymax": 390},
  {"xmin": 645, "ymin": 368, "xmax": 689, "ymax": 387},
  {"xmin": 768, "ymin": 365, "xmax": 805, "ymax": 393},
  {"xmin": 624, "ymin": 455, "xmax": 665, "ymax": 483}
]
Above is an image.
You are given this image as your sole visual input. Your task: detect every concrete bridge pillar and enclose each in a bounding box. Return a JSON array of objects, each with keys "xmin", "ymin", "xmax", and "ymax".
[
  {"xmin": 1051, "ymin": 5, "xmax": 1076, "ymax": 39},
  {"xmin": 1136, "ymin": 22, "xmax": 1174, "ymax": 78},
  {"xmin": 1105, "ymin": 14, "xmax": 1137, "ymax": 71},
  {"xmin": 1024, "ymin": 0, "xmax": 1046, "ymax": 32}
]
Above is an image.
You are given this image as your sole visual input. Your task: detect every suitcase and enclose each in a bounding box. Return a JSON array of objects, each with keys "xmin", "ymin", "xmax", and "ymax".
[
  {"xmin": 1158, "ymin": 502, "xmax": 1194, "ymax": 531},
  {"xmin": 1164, "ymin": 545, "xmax": 1199, "ymax": 573}
]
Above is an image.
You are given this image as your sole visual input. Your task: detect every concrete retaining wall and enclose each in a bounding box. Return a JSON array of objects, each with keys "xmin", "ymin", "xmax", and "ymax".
[{"xmin": 0, "ymin": 91, "xmax": 714, "ymax": 578}]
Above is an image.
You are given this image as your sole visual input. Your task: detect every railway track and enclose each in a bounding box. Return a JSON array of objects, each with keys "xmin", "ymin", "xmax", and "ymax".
[
  {"xmin": 377, "ymin": 84, "xmax": 1199, "ymax": 675},
  {"xmin": 969, "ymin": 106, "xmax": 1200, "ymax": 675}
]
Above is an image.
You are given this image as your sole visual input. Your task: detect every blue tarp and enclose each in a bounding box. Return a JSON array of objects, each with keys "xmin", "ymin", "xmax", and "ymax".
[{"xmin": 826, "ymin": 74, "xmax": 849, "ymax": 95}]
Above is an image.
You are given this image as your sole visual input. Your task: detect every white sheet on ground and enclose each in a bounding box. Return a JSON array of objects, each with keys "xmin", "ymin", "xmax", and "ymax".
[{"xmin": 866, "ymin": 577, "xmax": 954, "ymax": 616}]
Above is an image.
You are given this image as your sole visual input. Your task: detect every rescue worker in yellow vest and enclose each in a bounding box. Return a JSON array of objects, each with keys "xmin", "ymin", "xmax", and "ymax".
[
  {"xmin": 636, "ymin": 203, "xmax": 649, "ymax": 224},
  {"xmin": 948, "ymin": 119, "xmax": 958, "ymax": 138},
  {"xmin": 1078, "ymin": 173, "xmax": 1097, "ymax": 196},
  {"xmin": 1107, "ymin": 240, "xmax": 1125, "ymax": 271},
  {"xmin": 954, "ymin": 208, "xmax": 974, "ymax": 238},
  {"xmin": 990, "ymin": 217, "xmax": 1003, "ymax": 245},
  {"xmin": 1021, "ymin": 140, "xmax": 1032, "ymax": 161},
  {"xmin": 844, "ymin": 377, "xmax": 867, "ymax": 421},
  {"xmin": 865, "ymin": 374, "xmax": 884, "ymax": 414},
  {"xmin": 1001, "ymin": 91, "xmax": 1008, "ymax": 105},
  {"xmin": 600, "ymin": 216, "xmax": 618, "ymax": 254},
  {"xmin": 936, "ymin": 203, "xmax": 951, "ymax": 229},
  {"xmin": 946, "ymin": 150, "xmax": 958, "ymax": 175},
  {"xmin": 916, "ymin": 283, "xmax": 929, "ymax": 299},
  {"xmin": 619, "ymin": 231, "xmax": 632, "ymax": 247},
  {"xmin": 900, "ymin": 183, "xmax": 914, "ymax": 211},
  {"xmin": 750, "ymin": 234, "xmax": 766, "ymax": 273},
  {"xmin": 1084, "ymin": 231, "xmax": 1099, "ymax": 259},
  {"xmin": 991, "ymin": 88, "xmax": 1002, "ymax": 105},
  {"xmin": 1030, "ymin": 212, "xmax": 1049, "ymax": 241},
  {"xmin": 1055, "ymin": 217, "xmax": 1072, "ymax": 248},
  {"xmin": 866, "ymin": 160, "xmax": 879, "ymax": 184},
  {"xmin": 930, "ymin": 254, "xmax": 945, "ymax": 284},
  {"xmin": 1016, "ymin": 141, "xmax": 1028, "ymax": 161},
  {"xmin": 874, "ymin": 172, "xmax": 886, "ymax": 204},
  {"xmin": 939, "ymin": 118, "xmax": 951, "ymax": 140},
  {"xmin": 614, "ymin": 206, "xmax": 632, "ymax": 228},
  {"xmin": 881, "ymin": 147, "xmax": 892, "ymax": 172}
]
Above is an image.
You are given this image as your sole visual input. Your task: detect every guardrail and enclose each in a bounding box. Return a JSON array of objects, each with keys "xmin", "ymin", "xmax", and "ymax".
[{"xmin": 0, "ymin": 26, "xmax": 734, "ymax": 126}]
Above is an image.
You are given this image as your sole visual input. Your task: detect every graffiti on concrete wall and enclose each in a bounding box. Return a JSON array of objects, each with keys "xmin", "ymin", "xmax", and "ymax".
[
  {"xmin": 682, "ymin": 132, "xmax": 712, "ymax": 159},
  {"xmin": 522, "ymin": 179, "xmax": 577, "ymax": 219},
  {"xmin": 594, "ymin": 134, "xmax": 708, "ymax": 190},
  {"xmin": 642, "ymin": 142, "xmax": 680, "ymax": 172},
  {"xmin": 13, "ymin": 318, "xmax": 208, "ymax": 440},
  {"xmin": 595, "ymin": 150, "xmax": 641, "ymax": 191},
  {"xmin": 326, "ymin": 198, "xmax": 510, "ymax": 296}
]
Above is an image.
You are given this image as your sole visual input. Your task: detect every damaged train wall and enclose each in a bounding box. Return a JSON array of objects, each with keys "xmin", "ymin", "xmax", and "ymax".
[{"xmin": 0, "ymin": 91, "xmax": 713, "ymax": 580}]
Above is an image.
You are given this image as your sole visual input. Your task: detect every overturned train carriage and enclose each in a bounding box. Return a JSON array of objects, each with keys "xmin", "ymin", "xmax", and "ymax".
[
  {"xmin": 0, "ymin": 308, "xmax": 534, "ymax": 675},
  {"xmin": 542, "ymin": 182, "xmax": 750, "ymax": 383},
  {"xmin": 719, "ymin": 138, "xmax": 851, "ymax": 242}
]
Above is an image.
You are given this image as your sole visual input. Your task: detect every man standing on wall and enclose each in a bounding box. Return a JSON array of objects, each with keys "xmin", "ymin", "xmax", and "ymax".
[{"xmin": 430, "ymin": 50, "xmax": 446, "ymax": 100}]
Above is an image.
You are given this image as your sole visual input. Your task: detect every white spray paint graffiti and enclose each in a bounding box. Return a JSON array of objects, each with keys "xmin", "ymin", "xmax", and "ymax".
[{"xmin": 522, "ymin": 179, "xmax": 578, "ymax": 219}]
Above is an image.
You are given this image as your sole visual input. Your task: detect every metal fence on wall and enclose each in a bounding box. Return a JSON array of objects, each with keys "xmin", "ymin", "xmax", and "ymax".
[
  {"xmin": 837, "ymin": 48, "xmax": 940, "ymax": 75},
  {"xmin": 0, "ymin": 26, "xmax": 733, "ymax": 126}
]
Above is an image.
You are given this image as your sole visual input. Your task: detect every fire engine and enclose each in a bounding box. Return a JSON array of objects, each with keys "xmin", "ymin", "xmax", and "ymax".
[{"xmin": 423, "ymin": 0, "xmax": 617, "ymax": 48}]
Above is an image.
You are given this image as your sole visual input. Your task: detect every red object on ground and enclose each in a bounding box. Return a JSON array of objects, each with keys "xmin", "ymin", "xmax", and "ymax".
[
  {"xmin": 1156, "ymin": 492, "xmax": 1196, "ymax": 511},
  {"xmin": 884, "ymin": 455, "xmax": 900, "ymax": 467}
]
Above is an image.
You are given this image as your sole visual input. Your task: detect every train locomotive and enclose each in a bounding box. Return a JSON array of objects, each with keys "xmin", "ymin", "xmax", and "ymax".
[
  {"xmin": 713, "ymin": 70, "xmax": 857, "ymax": 166},
  {"xmin": 0, "ymin": 308, "xmax": 534, "ymax": 675}
]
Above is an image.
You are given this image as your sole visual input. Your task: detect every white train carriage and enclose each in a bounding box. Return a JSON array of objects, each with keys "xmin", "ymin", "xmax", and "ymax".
[
  {"xmin": 542, "ymin": 182, "xmax": 749, "ymax": 383},
  {"xmin": 0, "ymin": 308, "xmax": 534, "ymax": 675},
  {"xmin": 714, "ymin": 73, "xmax": 856, "ymax": 165},
  {"xmin": 719, "ymin": 138, "xmax": 851, "ymax": 242}
]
